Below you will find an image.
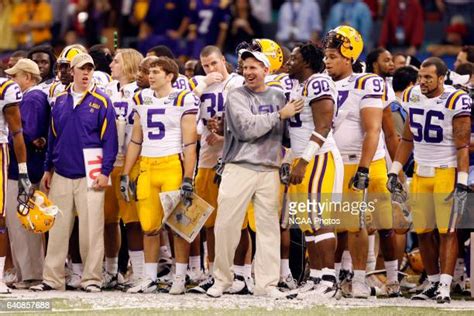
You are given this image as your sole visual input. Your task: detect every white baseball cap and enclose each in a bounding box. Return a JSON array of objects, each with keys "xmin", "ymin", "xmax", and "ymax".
[
  {"xmin": 240, "ymin": 50, "xmax": 270, "ymax": 68},
  {"xmin": 71, "ymin": 53, "xmax": 95, "ymax": 69}
]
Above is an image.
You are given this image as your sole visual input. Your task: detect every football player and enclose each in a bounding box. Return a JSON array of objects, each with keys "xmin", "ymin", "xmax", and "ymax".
[
  {"xmin": 26, "ymin": 45, "xmax": 57, "ymax": 97},
  {"xmin": 286, "ymin": 42, "xmax": 342, "ymax": 297},
  {"xmin": 324, "ymin": 26, "xmax": 399, "ymax": 298},
  {"xmin": 387, "ymin": 57, "xmax": 472, "ymax": 303},
  {"xmin": 187, "ymin": 45, "xmax": 245, "ymax": 293},
  {"xmin": 103, "ymin": 49, "xmax": 144, "ymax": 290},
  {"xmin": 0, "ymin": 76, "xmax": 32, "ymax": 293},
  {"xmin": 121, "ymin": 57, "xmax": 199, "ymax": 294},
  {"xmin": 146, "ymin": 45, "xmax": 191, "ymax": 91}
]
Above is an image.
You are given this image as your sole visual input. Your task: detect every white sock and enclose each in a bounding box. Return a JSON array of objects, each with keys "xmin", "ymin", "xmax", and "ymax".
[
  {"xmin": 310, "ymin": 269, "xmax": 322, "ymax": 279},
  {"xmin": 189, "ymin": 256, "xmax": 201, "ymax": 271},
  {"xmin": 105, "ymin": 257, "xmax": 118, "ymax": 275},
  {"xmin": 145, "ymin": 263, "xmax": 157, "ymax": 281},
  {"xmin": 208, "ymin": 262, "xmax": 214, "ymax": 274},
  {"xmin": 280, "ymin": 259, "xmax": 291, "ymax": 277},
  {"xmin": 244, "ymin": 264, "xmax": 252, "ymax": 278},
  {"xmin": 160, "ymin": 246, "xmax": 171, "ymax": 259},
  {"xmin": 353, "ymin": 270, "xmax": 365, "ymax": 283},
  {"xmin": 335, "ymin": 262, "xmax": 341, "ymax": 279},
  {"xmin": 72, "ymin": 263, "xmax": 83, "ymax": 276},
  {"xmin": 233, "ymin": 265, "xmax": 245, "ymax": 276},
  {"xmin": 129, "ymin": 250, "xmax": 145, "ymax": 278},
  {"xmin": 454, "ymin": 258, "xmax": 465, "ymax": 280},
  {"xmin": 176, "ymin": 263, "xmax": 188, "ymax": 277},
  {"xmin": 427, "ymin": 274, "xmax": 440, "ymax": 283},
  {"xmin": 341, "ymin": 250, "xmax": 352, "ymax": 271},
  {"xmin": 440, "ymin": 274, "xmax": 453, "ymax": 287},
  {"xmin": 0, "ymin": 257, "xmax": 5, "ymax": 280},
  {"xmin": 384, "ymin": 260, "xmax": 398, "ymax": 283}
]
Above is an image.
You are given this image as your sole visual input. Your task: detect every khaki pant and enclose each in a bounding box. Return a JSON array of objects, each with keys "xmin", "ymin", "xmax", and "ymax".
[
  {"xmin": 213, "ymin": 163, "xmax": 280, "ymax": 294},
  {"xmin": 43, "ymin": 173, "xmax": 104, "ymax": 289},
  {"xmin": 5, "ymin": 180, "xmax": 44, "ymax": 281}
]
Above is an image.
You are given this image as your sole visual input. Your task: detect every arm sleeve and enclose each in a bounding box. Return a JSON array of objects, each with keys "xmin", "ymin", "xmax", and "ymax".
[
  {"xmin": 100, "ymin": 98, "xmax": 118, "ymax": 176},
  {"xmin": 21, "ymin": 92, "xmax": 49, "ymax": 143},
  {"xmin": 225, "ymin": 89, "xmax": 280, "ymax": 142},
  {"xmin": 452, "ymin": 92, "xmax": 472, "ymax": 117}
]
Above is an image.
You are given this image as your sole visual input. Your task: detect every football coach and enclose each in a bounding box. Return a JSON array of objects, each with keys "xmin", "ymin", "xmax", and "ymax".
[{"xmin": 207, "ymin": 50, "xmax": 303, "ymax": 298}]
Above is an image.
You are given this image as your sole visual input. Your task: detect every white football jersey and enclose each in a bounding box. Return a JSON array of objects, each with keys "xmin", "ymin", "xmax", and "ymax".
[
  {"xmin": 134, "ymin": 88, "xmax": 200, "ymax": 158},
  {"xmin": 333, "ymin": 73, "xmax": 386, "ymax": 164},
  {"xmin": 288, "ymin": 73, "xmax": 338, "ymax": 157},
  {"xmin": 401, "ymin": 85, "xmax": 472, "ymax": 167},
  {"xmin": 48, "ymin": 81, "xmax": 65, "ymax": 106},
  {"xmin": 172, "ymin": 74, "xmax": 191, "ymax": 91},
  {"xmin": 265, "ymin": 73, "xmax": 297, "ymax": 100},
  {"xmin": 105, "ymin": 80, "xmax": 140, "ymax": 164},
  {"xmin": 37, "ymin": 78, "xmax": 56, "ymax": 97},
  {"xmin": 93, "ymin": 71, "xmax": 112, "ymax": 91},
  {"xmin": 191, "ymin": 73, "xmax": 244, "ymax": 168},
  {"xmin": 0, "ymin": 78, "xmax": 22, "ymax": 144}
]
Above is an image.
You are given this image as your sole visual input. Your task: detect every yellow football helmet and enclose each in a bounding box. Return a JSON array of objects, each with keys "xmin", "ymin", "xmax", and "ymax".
[
  {"xmin": 324, "ymin": 25, "xmax": 364, "ymax": 63},
  {"xmin": 252, "ymin": 39, "xmax": 283, "ymax": 74},
  {"xmin": 17, "ymin": 191, "xmax": 59, "ymax": 234},
  {"xmin": 407, "ymin": 248, "xmax": 424, "ymax": 274},
  {"xmin": 57, "ymin": 44, "xmax": 87, "ymax": 64}
]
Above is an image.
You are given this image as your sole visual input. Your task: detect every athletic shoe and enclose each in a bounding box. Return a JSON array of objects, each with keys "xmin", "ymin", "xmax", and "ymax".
[
  {"xmin": 30, "ymin": 282, "xmax": 54, "ymax": 292},
  {"xmin": 436, "ymin": 282, "xmax": 451, "ymax": 304},
  {"xmin": 226, "ymin": 274, "xmax": 251, "ymax": 295},
  {"xmin": 244, "ymin": 275, "xmax": 254, "ymax": 294},
  {"xmin": 255, "ymin": 286, "xmax": 289, "ymax": 299},
  {"xmin": 187, "ymin": 269, "xmax": 204, "ymax": 286},
  {"xmin": 339, "ymin": 270, "xmax": 353, "ymax": 298},
  {"xmin": 207, "ymin": 282, "xmax": 229, "ymax": 298},
  {"xmin": 452, "ymin": 274, "xmax": 466, "ymax": 295},
  {"xmin": 278, "ymin": 274, "xmax": 297, "ymax": 291},
  {"xmin": 102, "ymin": 272, "xmax": 122, "ymax": 290},
  {"xmin": 126, "ymin": 278, "xmax": 157, "ymax": 293},
  {"xmin": 411, "ymin": 281, "xmax": 439, "ymax": 300},
  {"xmin": 66, "ymin": 272, "xmax": 81, "ymax": 290},
  {"xmin": 409, "ymin": 278, "xmax": 429, "ymax": 294},
  {"xmin": 83, "ymin": 284, "xmax": 101, "ymax": 293},
  {"xmin": 314, "ymin": 279, "xmax": 339, "ymax": 298},
  {"xmin": 297, "ymin": 276, "xmax": 320, "ymax": 294},
  {"xmin": 400, "ymin": 276, "xmax": 417, "ymax": 291},
  {"xmin": 0, "ymin": 281, "xmax": 11, "ymax": 294},
  {"xmin": 384, "ymin": 281, "xmax": 402, "ymax": 297},
  {"xmin": 169, "ymin": 275, "xmax": 186, "ymax": 295},
  {"xmin": 3, "ymin": 269, "xmax": 16, "ymax": 286},
  {"xmin": 189, "ymin": 275, "xmax": 215, "ymax": 294},
  {"xmin": 156, "ymin": 270, "xmax": 174, "ymax": 286},
  {"xmin": 352, "ymin": 279, "xmax": 371, "ymax": 299},
  {"xmin": 12, "ymin": 280, "xmax": 41, "ymax": 290}
]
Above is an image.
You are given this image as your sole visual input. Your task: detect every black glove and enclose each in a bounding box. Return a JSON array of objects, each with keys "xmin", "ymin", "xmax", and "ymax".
[
  {"xmin": 386, "ymin": 173, "xmax": 408, "ymax": 204},
  {"xmin": 18, "ymin": 172, "xmax": 32, "ymax": 197},
  {"xmin": 120, "ymin": 175, "xmax": 131, "ymax": 202},
  {"xmin": 213, "ymin": 158, "xmax": 224, "ymax": 186},
  {"xmin": 349, "ymin": 167, "xmax": 369, "ymax": 191},
  {"xmin": 180, "ymin": 177, "xmax": 193, "ymax": 207},
  {"xmin": 447, "ymin": 183, "xmax": 470, "ymax": 231},
  {"xmin": 279, "ymin": 163, "xmax": 290, "ymax": 185}
]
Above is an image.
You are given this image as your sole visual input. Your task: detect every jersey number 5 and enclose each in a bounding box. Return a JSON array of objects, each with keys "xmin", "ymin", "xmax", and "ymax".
[
  {"xmin": 409, "ymin": 109, "xmax": 444, "ymax": 143},
  {"xmin": 147, "ymin": 108, "xmax": 166, "ymax": 140}
]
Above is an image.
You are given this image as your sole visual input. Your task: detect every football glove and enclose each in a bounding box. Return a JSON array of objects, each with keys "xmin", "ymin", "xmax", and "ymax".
[
  {"xmin": 447, "ymin": 183, "xmax": 470, "ymax": 231},
  {"xmin": 279, "ymin": 163, "xmax": 290, "ymax": 185},
  {"xmin": 18, "ymin": 172, "xmax": 33, "ymax": 197},
  {"xmin": 386, "ymin": 173, "xmax": 408, "ymax": 204},
  {"xmin": 349, "ymin": 167, "xmax": 369, "ymax": 191},
  {"xmin": 213, "ymin": 158, "xmax": 225, "ymax": 186},
  {"xmin": 180, "ymin": 177, "xmax": 193, "ymax": 207},
  {"xmin": 120, "ymin": 175, "xmax": 132, "ymax": 202}
]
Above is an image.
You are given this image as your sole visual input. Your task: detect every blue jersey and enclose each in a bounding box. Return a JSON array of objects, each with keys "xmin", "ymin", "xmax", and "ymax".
[
  {"xmin": 190, "ymin": 0, "xmax": 230, "ymax": 45},
  {"xmin": 145, "ymin": 0, "xmax": 189, "ymax": 35}
]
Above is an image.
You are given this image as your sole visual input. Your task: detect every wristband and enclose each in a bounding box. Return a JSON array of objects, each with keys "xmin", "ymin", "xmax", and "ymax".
[
  {"xmin": 311, "ymin": 131, "xmax": 327, "ymax": 143},
  {"xmin": 389, "ymin": 161, "xmax": 403, "ymax": 175},
  {"xmin": 18, "ymin": 162, "xmax": 27, "ymax": 174},
  {"xmin": 457, "ymin": 171, "xmax": 468, "ymax": 186},
  {"xmin": 301, "ymin": 141, "xmax": 321, "ymax": 163}
]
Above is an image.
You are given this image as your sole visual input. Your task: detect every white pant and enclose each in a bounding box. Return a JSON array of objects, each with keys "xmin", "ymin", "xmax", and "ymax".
[
  {"xmin": 213, "ymin": 163, "xmax": 280, "ymax": 294},
  {"xmin": 42, "ymin": 173, "xmax": 104, "ymax": 290},
  {"xmin": 5, "ymin": 180, "xmax": 44, "ymax": 281}
]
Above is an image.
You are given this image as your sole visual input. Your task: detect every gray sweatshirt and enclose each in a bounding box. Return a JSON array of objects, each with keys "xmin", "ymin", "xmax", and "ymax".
[{"xmin": 222, "ymin": 86, "xmax": 287, "ymax": 171}]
